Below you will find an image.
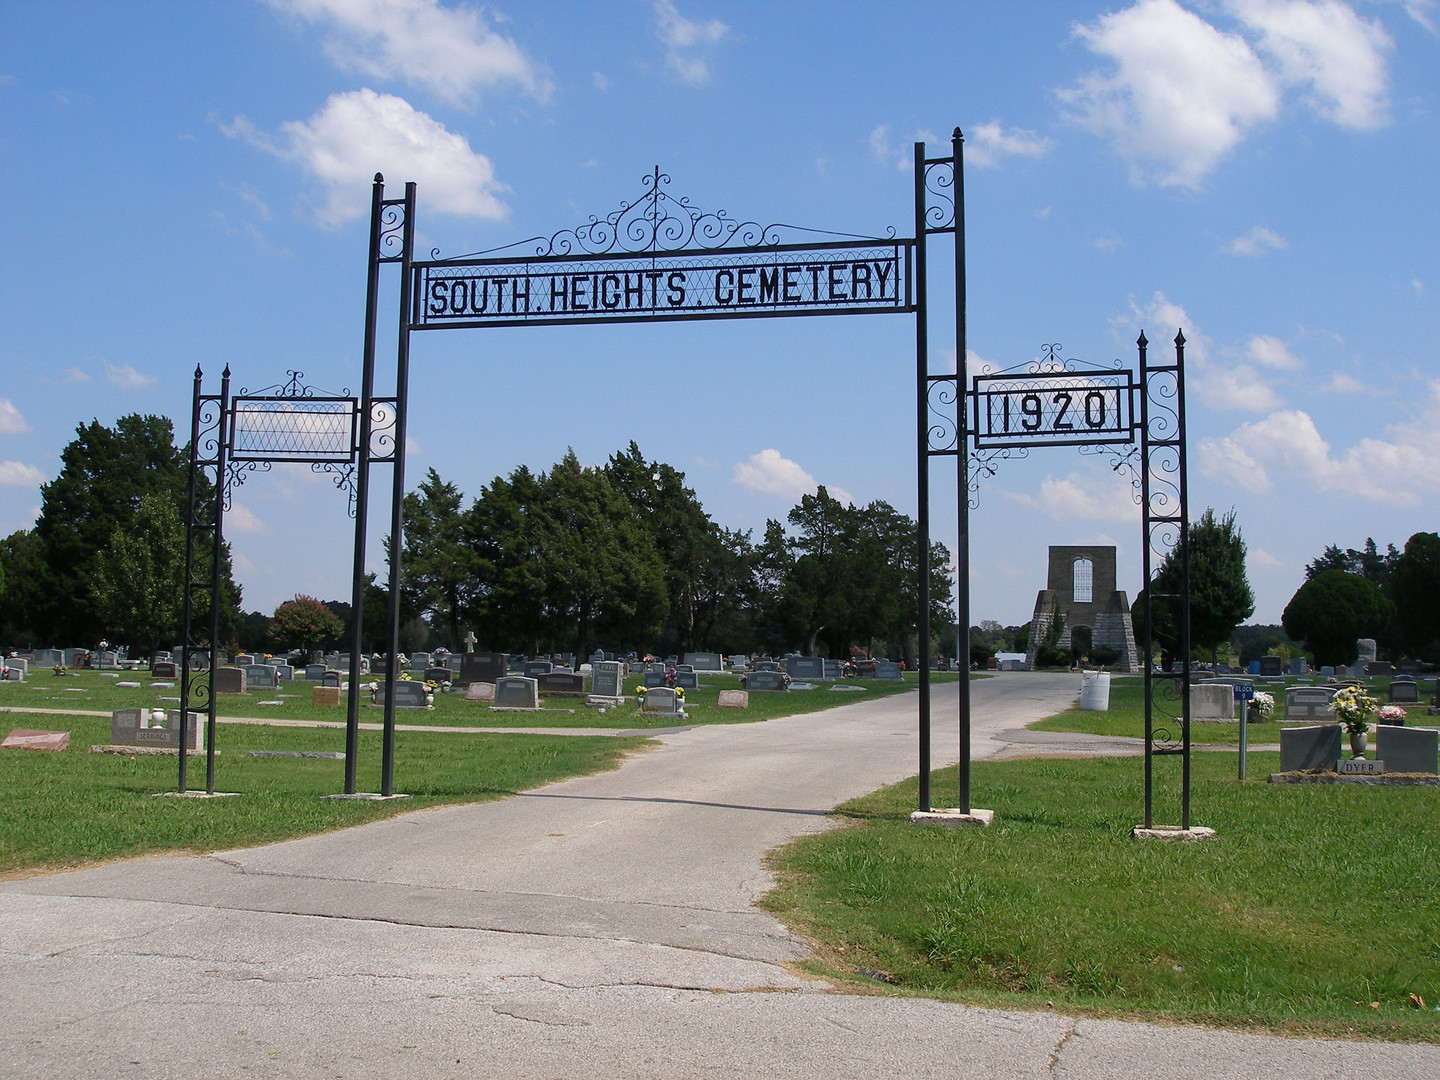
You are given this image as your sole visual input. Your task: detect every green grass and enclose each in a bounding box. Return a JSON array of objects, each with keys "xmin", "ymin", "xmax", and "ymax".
[
  {"xmin": 0, "ymin": 668, "xmax": 954, "ymax": 729},
  {"xmin": 1029, "ymin": 674, "xmax": 1330, "ymax": 745},
  {"xmin": 762, "ymin": 751, "xmax": 1440, "ymax": 1041},
  {"xmin": 0, "ymin": 714, "xmax": 643, "ymax": 875}
]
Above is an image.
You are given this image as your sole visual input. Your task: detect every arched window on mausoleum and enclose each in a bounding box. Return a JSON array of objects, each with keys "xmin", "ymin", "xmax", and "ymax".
[{"xmin": 1073, "ymin": 557, "xmax": 1093, "ymax": 604}]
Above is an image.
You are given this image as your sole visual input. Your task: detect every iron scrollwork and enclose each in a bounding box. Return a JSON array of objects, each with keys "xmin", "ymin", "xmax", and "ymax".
[
  {"xmin": 967, "ymin": 446, "xmax": 1028, "ymax": 510},
  {"xmin": 378, "ymin": 199, "xmax": 408, "ymax": 262},
  {"xmin": 923, "ymin": 159, "xmax": 955, "ymax": 233},
  {"xmin": 926, "ymin": 375, "xmax": 959, "ymax": 455}
]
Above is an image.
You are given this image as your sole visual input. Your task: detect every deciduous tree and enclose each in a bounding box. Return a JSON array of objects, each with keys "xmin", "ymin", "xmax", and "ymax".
[{"xmin": 1282, "ymin": 570, "xmax": 1393, "ymax": 667}]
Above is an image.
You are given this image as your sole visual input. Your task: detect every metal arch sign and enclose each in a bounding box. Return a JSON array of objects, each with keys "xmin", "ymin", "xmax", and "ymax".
[
  {"xmin": 411, "ymin": 240, "xmax": 911, "ymax": 329},
  {"xmin": 971, "ymin": 368, "xmax": 1134, "ymax": 449}
]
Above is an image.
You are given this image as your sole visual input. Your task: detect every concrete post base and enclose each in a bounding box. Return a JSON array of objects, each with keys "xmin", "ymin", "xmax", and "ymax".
[{"xmin": 909, "ymin": 808, "xmax": 994, "ymax": 828}]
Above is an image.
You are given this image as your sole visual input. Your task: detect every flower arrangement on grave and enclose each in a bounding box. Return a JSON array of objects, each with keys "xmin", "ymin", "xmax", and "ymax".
[
  {"xmin": 1251, "ymin": 691, "xmax": 1275, "ymax": 721},
  {"xmin": 1378, "ymin": 704, "xmax": 1408, "ymax": 724},
  {"xmin": 52, "ymin": 664, "xmax": 66, "ymax": 676},
  {"xmin": 674, "ymin": 687, "xmax": 686, "ymax": 703},
  {"xmin": 1328, "ymin": 685, "xmax": 1377, "ymax": 735}
]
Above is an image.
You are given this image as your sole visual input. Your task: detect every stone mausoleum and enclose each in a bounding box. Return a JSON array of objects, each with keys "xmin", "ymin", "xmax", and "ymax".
[{"xmin": 1025, "ymin": 546, "xmax": 1141, "ymax": 672}]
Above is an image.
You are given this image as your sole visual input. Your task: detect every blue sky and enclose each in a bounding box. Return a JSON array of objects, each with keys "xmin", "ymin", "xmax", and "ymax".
[{"xmin": 1, "ymin": 0, "xmax": 1436, "ymax": 632}]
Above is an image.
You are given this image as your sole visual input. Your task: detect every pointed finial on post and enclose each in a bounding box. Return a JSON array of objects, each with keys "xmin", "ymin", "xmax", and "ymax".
[
  {"xmin": 193, "ymin": 365, "xmax": 203, "ymax": 380},
  {"xmin": 1174, "ymin": 329, "xmax": 1185, "ymax": 347},
  {"xmin": 1136, "ymin": 331, "xmax": 1148, "ymax": 348},
  {"xmin": 953, "ymin": 126, "xmax": 963, "ymax": 141},
  {"xmin": 222, "ymin": 365, "xmax": 231, "ymax": 378}
]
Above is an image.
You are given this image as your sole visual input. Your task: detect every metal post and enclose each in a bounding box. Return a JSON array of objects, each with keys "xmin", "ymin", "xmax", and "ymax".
[
  {"xmin": 345, "ymin": 174, "xmax": 385, "ymax": 795},
  {"xmin": 913, "ymin": 140, "xmax": 931, "ymax": 813},
  {"xmin": 952, "ymin": 127, "xmax": 971, "ymax": 814},
  {"xmin": 1175, "ymin": 330, "xmax": 1192, "ymax": 829},
  {"xmin": 206, "ymin": 367, "xmax": 230, "ymax": 796},
  {"xmin": 1238, "ymin": 698, "xmax": 1248, "ymax": 781},
  {"xmin": 381, "ymin": 181, "xmax": 416, "ymax": 797},
  {"xmin": 178, "ymin": 367, "xmax": 203, "ymax": 795},
  {"xmin": 1138, "ymin": 332, "xmax": 1153, "ymax": 828}
]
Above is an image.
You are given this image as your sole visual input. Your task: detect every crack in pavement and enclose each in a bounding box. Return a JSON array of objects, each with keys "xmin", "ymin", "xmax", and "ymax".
[{"xmin": 1048, "ymin": 1021, "xmax": 1079, "ymax": 1075}]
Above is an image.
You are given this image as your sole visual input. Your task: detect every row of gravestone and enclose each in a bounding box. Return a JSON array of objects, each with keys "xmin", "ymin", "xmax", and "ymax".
[{"xmin": 1194, "ymin": 678, "xmax": 1429, "ymax": 721}]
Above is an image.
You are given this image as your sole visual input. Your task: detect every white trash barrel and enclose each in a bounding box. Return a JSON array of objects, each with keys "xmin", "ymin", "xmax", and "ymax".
[{"xmin": 1079, "ymin": 670, "xmax": 1111, "ymax": 711}]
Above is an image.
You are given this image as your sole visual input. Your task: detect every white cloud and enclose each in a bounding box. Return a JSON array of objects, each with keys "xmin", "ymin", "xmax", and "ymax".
[
  {"xmin": 1111, "ymin": 292, "xmax": 1206, "ymax": 359},
  {"xmin": 226, "ymin": 504, "xmax": 269, "ymax": 534},
  {"xmin": 0, "ymin": 399, "xmax": 30, "ymax": 434},
  {"xmin": 1245, "ymin": 334, "xmax": 1303, "ymax": 370},
  {"xmin": 1000, "ymin": 473, "xmax": 1141, "ymax": 523},
  {"xmin": 1249, "ymin": 547, "xmax": 1285, "ymax": 568},
  {"xmin": 654, "ymin": 0, "xmax": 727, "ymax": 85},
  {"xmin": 104, "ymin": 361, "xmax": 157, "ymax": 389},
  {"xmin": 0, "ymin": 461, "xmax": 45, "ymax": 487},
  {"xmin": 1197, "ymin": 364, "xmax": 1287, "ymax": 411},
  {"xmin": 592, "ymin": 71, "xmax": 610, "ymax": 91},
  {"xmin": 1198, "ymin": 404, "xmax": 1440, "ymax": 503},
  {"xmin": 1413, "ymin": 277, "xmax": 1426, "ymax": 297},
  {"xmin": 62, "ymin": 367, "xmax": 91, "ymax": 383},
  {"xmin": 1059, "ymin": 0, "xmax": 1280, "ymax": 189},
  {"xmin": 1227, "ymin": 0, "xmax": 1392, "ymax": 129},
  {"xmin": 732, "ymin": 449, "xmax": 853, "ymax": 505},
  {"xmin": 224, "ymin": 89, "xmax": 508, "ymax": 227},
  {"xmin": 966, "ymin": 120, "xmax": 1053, "ymax": 168},
  {"xmin": 1225, "ymin": 225, "xmax": 1288, "ymax": 255},
  {"xmin": 1322, "ymin": 370, "xmax": 1391, "ymax": 396},
  {"xmin": 1391, "ymin": 0, "xmax": 1437, "ymax": 33},
  {"xmin": 266, "ymin": 0, "xmax": 549, "ymax": 105},
  {"xmin": 1092, "ymin": 230, "xmax": 1125, "ymax": 253}
]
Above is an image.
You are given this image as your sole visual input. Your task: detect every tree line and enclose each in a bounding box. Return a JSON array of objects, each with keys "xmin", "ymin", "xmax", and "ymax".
[{"xmin": 399, "ymin": 442, "xmax": 956, "ymax": 662}]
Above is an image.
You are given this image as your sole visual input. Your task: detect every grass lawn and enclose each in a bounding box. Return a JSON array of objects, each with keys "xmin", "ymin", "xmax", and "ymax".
[
  {"xmin": 0, "ymin": 669, "xmax": 956, "ymax": 730},
  {"xmin": 0, "ymin": 714, "xmax": 644, "ymax": 876},
  {"xmin": 762, "ymin": 751, "xmax": 1440, "ymax": 1041},
  {"xmin": 1029, "ymin": 673, "xmax": 1336, "ymax": 745}
]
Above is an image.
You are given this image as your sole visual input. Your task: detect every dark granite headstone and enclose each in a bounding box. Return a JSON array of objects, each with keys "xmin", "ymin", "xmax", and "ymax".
[
  {"xmin": 824, "ymin": 659, "xmax": 842, "ymax": 679},
  {"xmin": 786, "ymin": 656, "xmax": 826, "ymax": 679},
  {"xmin": 494, "ymin": 676, "xmax": 539, "ymax": 708},
  {"xmin": 537, "ymin": 672, "xmax": 585, "ymax": 694},
  {"xmin": 1279, "ymin": 723, "xmax": 1342, "ymax": 772},
  {"xmin": 322, "ymin": 670, "xmax": 343, "ymax": 688},
  {"xmin": 684, "ymin": 651, "xmax": 723, "ymax": 672},
  {"xmin": 753, "ymin": 660, "xmax": 780, "ymax": 673},
  {"xmin": 423, "ymin": 666, "xmax": 453, "ymax": 685},
  {"xmin": 214, "ymin": 667, "xmax": 246, "ymax": 694},
  {"xmin": 1389, "ymin": 679, "xmax": 1420, "ymax": 704},
  {"xmin": 1375, "ymin": 725, "xmax": 1438, "ymax": 774},
  {"xmin": 1365, "ymin": 661, "xmax": 1395, "ymax": 679},
  {"xmin": 643, "ymin": 671, "xmax": 668, "ymax": 689},
  {"xmin": 150, "ymin": 661, "xmax": 179, "ymax": 679},
  {"xmin": 874, "ymin": 661, "xmax": 903, "ymax": 680},
  {"xmin": 374, "ymin": 681, "xmax": 428, "ymax": 708},
  {"xmin": 458, "ymin": 652, "xmax": 508, "ymax": 686},
  {"xmin": 305, "ymin": 664, "xmax": 327, "ymax": 681},
  {"xmin": 673, "ymin": 670, "xmax": 699, "ymax": 690},
  {"xmin": 1257, "ymin": 656, "xmax": 1284, "ymax": 678},
  {"xmin": 746, "ymin": 670, "xmax": 788, "ymax": 692}
]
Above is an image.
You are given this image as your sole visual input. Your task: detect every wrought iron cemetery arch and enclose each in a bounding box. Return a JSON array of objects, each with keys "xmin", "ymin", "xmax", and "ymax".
[{"xmin": 182, "ymin": 130, "xmax": 1193, "ymax": 826}]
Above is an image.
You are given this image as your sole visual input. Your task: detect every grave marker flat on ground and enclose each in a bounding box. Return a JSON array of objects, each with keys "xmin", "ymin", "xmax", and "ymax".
[{"xmin": 1, "ymin": 729, "xmax": 70, "ymax": 752}]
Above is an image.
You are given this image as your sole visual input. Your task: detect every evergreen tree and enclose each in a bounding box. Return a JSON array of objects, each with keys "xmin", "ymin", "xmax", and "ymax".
[
  {"xmin": 1391, "ymin": 532, "xmax": 1440, "ymax": 662},
  {"xmin": 89, "ymin": 493, "xmax": 186, "ymax": 657},
  {"xmin": 399, "ymin": 468, "xmax": 479, "ymax": 650},
  {"xmin": 1139, "ymin": 508, "xmax": 1254, "ymax": 665},
  {"xmin": 1282, "ymin": 570, "xmax": 1393, "ymax": 667}
]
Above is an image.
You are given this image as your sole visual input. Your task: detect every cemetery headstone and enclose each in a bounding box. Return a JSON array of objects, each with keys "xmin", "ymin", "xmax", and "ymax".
[
  {"xmin": 150, "ymin": 661, "xmax": 179, "ymax": 679},
  {"xmin": 1375, "ymin": 725, "xmax": 1438, "ymax": 774},
  {"xmin": 109, "ymin": 708, "xmax": 204, "ymax": 751},
  {"xmin": 1284, "ymin": 685, "xmax": 1337, "ymax": 721},
  {"xmin": 684, "ymin": 651, "xmax": 724, "ymax": 672},
  {"xmin": 98, "ymin": 651, "xmax": 119, "ymax": 670},
  {"xmin": 786, "ymin": 656, "xmax": 826, "ymax": 680},
  {"xmin": 494, "ymin": 676, "xmax": 540, "ymax": 709},
  {"xmin": 273, "ymin": 664, "xmax": 294, "ymax": 681},
  {"xmin": 409, "ymin": 652, "xmax": 431, "ymax": 669},
  {"xmin": 1356, "ymin": 638, "xmax": 1378, "ymax": 665},
  {"xmin": 1288, "ymin": 657, "xmax": 1306, "ymax": 676},
  {"xmin": 1257, "ymin": 656, "xmax": 1284, "ymax": 678},
  {"xmin": 214, "ymin": 667, "xmax": 246, "ymax": 694},
  {"xmin": 1334, "ymin": 665, "xmax": 1353, "ymax": 679},
  {"xmin": 6, "ymin": 657, "xmax": 27, "ymax": 677},
  {"xmin": 537, "ymin": 672, "xmax": 585, "ymax": 695},
  {"xmin": 1, "ymin": 729, "xmax": 70, "ymax": 752},
  {"xmin": 33, "ymin": 649, "xmax": 62, "ymax": 668},
  {"xmin": 641, "ymin": 686, "xmax": 680, "ymax": 716},
  {"xmin": 388, "ymin": 681, "xmax": 429, "ymax": 709},
  {"xmin": 523, "ymin": 660, "xmax": 553, "ymax": 678},
  {"xmin": 718, "ymin": 690, "xmax": 749, "ymax": 709},
  {"xmin": 458, "ymin": 652, "xmax": 508, "ymax": 686},
  {"xmin": 746, "ymin": 670, "xmax": 788, "ymax": 692},
  {"xmin": 673, "ymin": 670, "xmax": 699, "ymax": 690},
  {"xmin": 312, "ymin": 686, "xmax": 343, "ymax": 707},
  {"xmin": 643, "ymin": 671, "xmax": 668, "ymax": 688},
  {"xmin": 446, "ymin": 655, "xmax": 463, "ymax": 672},
  {"xmin": 63, "ymin": 648, "xmax": 89, "ymax": 668},
  {"xmin": 465, "ymin": 681, "xmax": 495, "ymax": 702},
  {"xmin": 824, "ymin": 659, "xmax": 842, "ymax": 679},
  {"xmin": 874, "ymin": 661, "xmax": 903, "ymax": 680},
  {"xmin": 305, "ymin": 664, "xmax": 327, "ymax": 681},
  {"xmin": 591, "ymin": 661, "xmax": 624, "ymax": 700},
  {"xmin": 1191, "ymin": 682, "xmax": 1236, "ymax": 720},
  {"xmin": 322, "ymin": 671, "xmax": 343, "ymax": 688},
  {"xmin": 423, "ymin": 666, "xmax": 453, "ymax": 685},
  {"xmin": 234, "ymin": 653, "xmax": 255, "ymax": 667},
  {"xmin": 1389, "ymin": 679, "xmax": 1420, "ymax": 705},
  {"xmin": 753, "ymin": 660, "xmax": 781, "ymax": 673},
  {"xmin": 1320, "ymin": 666, "xmax": 1335, "ymax": 677},
  {"xmin": 1364, "ymin": 661, "xmax": 1395, "ymax": 679},
  {"xmin": 1278, "ymin": 724, "xmax": 1342, "ymax": 772}
]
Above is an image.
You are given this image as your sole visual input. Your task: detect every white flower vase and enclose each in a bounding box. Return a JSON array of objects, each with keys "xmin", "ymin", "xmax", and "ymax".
[{"xmin": 1349, "ymin": 729, "xmax": 1368, "ymax": 760}]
